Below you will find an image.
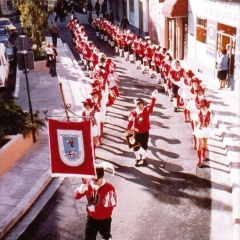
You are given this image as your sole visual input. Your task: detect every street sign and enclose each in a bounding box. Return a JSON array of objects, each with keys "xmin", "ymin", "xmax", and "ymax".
[
  {"xmin": 14, "ymin": 35, "xmax": 33, "ymax": 51},
  {"xmin": 17, "ymin": 51, "xmax": 34, "ymax": 70}
]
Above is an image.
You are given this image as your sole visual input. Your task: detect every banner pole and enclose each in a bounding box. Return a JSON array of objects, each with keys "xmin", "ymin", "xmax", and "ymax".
[{"xmin": 59, "ymin": 82, "xmax": 70, "ymax": 122}]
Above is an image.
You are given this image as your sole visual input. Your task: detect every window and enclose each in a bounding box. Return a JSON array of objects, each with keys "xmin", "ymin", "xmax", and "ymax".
[
  {"xmin": 130, "ymin": 0, "xmax": 134, "ymax": 13},
  {"xmin": 196, "ymin": 17, "xmax": 207, "ymax": 44}
]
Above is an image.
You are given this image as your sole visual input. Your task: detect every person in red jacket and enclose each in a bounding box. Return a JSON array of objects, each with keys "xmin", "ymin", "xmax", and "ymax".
[
  {"xmin": 169, "ymin": 59, "xmax": 185, "ymax": 112},
  {"xmin": 74, "ymin": 164, "xmax": 117, "ymax": 240},
  {"xmin": 125, "ymin": 90, "xmax": 158, "ymax": 166}
]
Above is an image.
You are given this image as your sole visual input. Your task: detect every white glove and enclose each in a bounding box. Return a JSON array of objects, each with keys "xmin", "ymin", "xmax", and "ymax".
[
  {"xmin": 152, "ymin": 90, "xmax": 158, "ymax": 98},
  {"xmin": 75, "ymin": 184, "xmax": 88, "ymax": 194},
  {"xmin": 87, "ymin": 205, "xmax": 95, "ymax": 212}
]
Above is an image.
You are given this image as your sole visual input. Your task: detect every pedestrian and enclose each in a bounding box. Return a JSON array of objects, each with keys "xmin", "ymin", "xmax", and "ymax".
[
  {"xmin": 217, "ymin": 47, "xmax": 228, "ymax": 90},
  {"xmin": 46, "ymin": 43, "xmax": 58, "ymax": 77},
  {"xmin": 74, "ymin": 163, "xmax": 117, "ymax": 240},
  {"xmin": 101, "ymin": 1, "xmax": 105, "ymax": 17},
  {"xmin": 109, "ymin": 9, "xmax": 114, "ymax": 23},
  {"xmin": 49, "ymin": 21, "xmax": 59, "ymax": 47},
  {"xmin": 95, "ymin": 0, "xmax": 100, "ymax": 17},
  {"xmin": 87, "ymin": 1, "xmax": 93, "ymax": 24},
  {"xmin": 54, "ymin": 1, "xmax": 63, "ymax": 22},
  {"xmin": 125, "ymin": 90, "xmax": 158, "ymax": 166},
  {"xmin": 120, "ymin": 15, "xmax": 129, "ymax": 31}
]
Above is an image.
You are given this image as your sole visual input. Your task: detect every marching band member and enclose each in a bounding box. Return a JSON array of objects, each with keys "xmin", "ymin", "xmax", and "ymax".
[
  {"xmin": 168, "ymin": 60, "xmax": 185, "ymax": 112},
  {"xmin": 161, "ymin": 54, "xmax": 173, "ymax": 96},
  {"xmin": 132, "ymin": 36, "xmax": 141, "ymax": 69},
  {"xmin": 125, "ymin": 90, "xmax": 158, "ymax": 167},
  {"xmin": 82, "ymin": 42, "xmax": 95, "ymax": 71},
  {"xmin": 144, "ymin": 40, "xmax": 156, "ymax": 78},
  {"xmin": 90, "ymin": 88, "xmax": 104, "ymax": 146},
  {"xmin": 187, "ymin": 85, "xmax": 205, "ymax": 150},
  {"xmin": 178, "ymin": 69, "xmax": 195, "ymax": 122},
  {"xmin": 152, "ymin": 45, "xmax": 164, "ymax": 84},
  {"xmin": 81, "ymin": 98, "xmax": 97, "ymax": 158},
  {"xmin": 193, "ymin": 98, "xmax": 214, "ymax": 166}
]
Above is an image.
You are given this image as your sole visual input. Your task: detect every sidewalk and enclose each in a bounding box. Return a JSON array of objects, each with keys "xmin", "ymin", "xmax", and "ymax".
[
  {"xmin": 0, "ymin": 36, "xmax": 91, "ymax": 239},
  {"xmin": 0, "ymin": 13, "xmax": 239, "ymax": 239}
]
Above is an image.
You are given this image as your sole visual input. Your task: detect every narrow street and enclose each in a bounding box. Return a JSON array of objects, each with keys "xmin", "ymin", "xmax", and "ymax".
[{"xmin": 4, "ymin": 13, "xmax": 216, "ymax": 240}]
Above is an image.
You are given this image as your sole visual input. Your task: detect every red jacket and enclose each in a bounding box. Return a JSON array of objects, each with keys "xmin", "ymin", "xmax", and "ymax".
[
  {"xmin": 74, "ymin": 179, "xmax": 117, "ymax": 220},
  {"xmin": 126, "ymin": 98, "xmax": 156, "ymax": 133}
]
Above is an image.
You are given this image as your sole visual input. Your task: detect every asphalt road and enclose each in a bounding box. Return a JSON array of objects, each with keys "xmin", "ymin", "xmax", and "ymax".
[{"xmin": 5, "ymin": 13, "xmax": 212, "ymax": 240}]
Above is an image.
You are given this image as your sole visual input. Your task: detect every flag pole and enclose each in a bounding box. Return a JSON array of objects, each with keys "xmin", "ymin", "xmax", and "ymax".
[{"xmin": 59, "ymin": 82, "xmax": 70, "ymax": 122}]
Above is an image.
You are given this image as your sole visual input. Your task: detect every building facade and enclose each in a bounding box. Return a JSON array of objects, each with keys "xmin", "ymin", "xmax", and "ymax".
[{"xmin": 187, "ymin": 0, "xmax": 240, "ymax": 87}]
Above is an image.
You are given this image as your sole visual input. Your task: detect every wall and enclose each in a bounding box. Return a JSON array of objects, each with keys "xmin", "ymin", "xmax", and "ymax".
[{"xmin": 0, "ymin": 134, "xmax": 35, "ymax": 176}]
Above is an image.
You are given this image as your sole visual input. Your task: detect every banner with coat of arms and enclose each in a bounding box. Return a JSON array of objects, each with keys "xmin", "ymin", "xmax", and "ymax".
[{"xmin": 48, "ymin": 119, "xmax": 96, "ymax": 178}]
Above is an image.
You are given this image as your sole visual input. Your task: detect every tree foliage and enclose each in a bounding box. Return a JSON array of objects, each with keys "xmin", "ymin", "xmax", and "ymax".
[
  {"xmin": 0, "ymin": 99, "xmax": 46, "ymax": 145},
  {"xmin": 14, "ymin": 0, "xmax": 48, "ymax": 53}
]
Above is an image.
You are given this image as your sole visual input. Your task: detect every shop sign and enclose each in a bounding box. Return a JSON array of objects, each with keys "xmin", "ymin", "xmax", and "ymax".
[
  {"xmin": 206, "ymin": 20, "xmax": 217, "ymax": 58},
  {"xmin": 192, "ymin": 0, "xmax": 240, "ymax": 27}
]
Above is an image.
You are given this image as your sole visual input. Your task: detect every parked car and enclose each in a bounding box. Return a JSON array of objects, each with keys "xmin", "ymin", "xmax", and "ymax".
[
  {"xmin": 0, "ymin": 17, "xmax": 17, "ymax": 33},
  {"xmin": 0, "ymin": 35, "xmax": 14, "ymax": 61},
  {"xmin": 0, "ymin": 26, "xmax": 9, "ymax": 35},
  {"xmin": 0, "ymin": 43, "xmax": 10, "ymax": 88}
]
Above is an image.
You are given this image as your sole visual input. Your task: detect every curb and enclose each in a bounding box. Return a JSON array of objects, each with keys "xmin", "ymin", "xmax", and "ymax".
[{"xmin": 0, "ymin": 170, "xmax": 52, "ymax": 239}]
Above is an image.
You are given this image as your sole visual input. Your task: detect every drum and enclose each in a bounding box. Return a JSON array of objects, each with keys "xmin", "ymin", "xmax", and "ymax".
[
  {"xmin": 96, "ymin": 31, "xmax": 100, "ymax": 37},
  {"xmin": 104, "ymin": 35, "xmax": 108, "ymax": 41},
  {"xmin": 100, "ymin": 34, "xmax": 104, "ymax": 39},
  {"xmin": 143, "ymin": 57, "xmax": 148, "ymax": 66}
]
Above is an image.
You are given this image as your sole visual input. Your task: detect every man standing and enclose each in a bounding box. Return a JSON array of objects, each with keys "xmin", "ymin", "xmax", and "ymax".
[
  {"xmin": 95, "ymin": 0, "xmax": 100, "ymax": 17},
  {"xmin": 120, "ymin": 15, "xmax": 130, "ymax": 31},
  {"xmin": 74, "ymin": 164, "xmax": 117, "ymax": 240},
  {"xmin": 125, "ymin": 90, "xmax": 158, "ymax": 166},
  {"xmin": 49, "ymin": 21, "xmax": 59, "ymax": 47}
]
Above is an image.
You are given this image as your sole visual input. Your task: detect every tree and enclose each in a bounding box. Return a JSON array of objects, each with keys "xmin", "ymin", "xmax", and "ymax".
[
  {"xmin": 0, "ymin": 99, "xmax": 46, "ymax": 145},
  {"xmin": 14, "ymin": 0, "xmax": 48, "ymax": 55}
]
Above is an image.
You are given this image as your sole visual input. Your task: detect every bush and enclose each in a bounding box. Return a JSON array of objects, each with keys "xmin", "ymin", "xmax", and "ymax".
[{"xmin": 0, "ymin": 99, "xmax": 46, "ymax": 145}]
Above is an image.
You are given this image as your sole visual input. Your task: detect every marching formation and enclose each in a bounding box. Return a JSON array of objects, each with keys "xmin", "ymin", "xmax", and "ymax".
[
  {"xmin": 66, "ymin": 15, "xmax": 216, "ymax": 169},
  {"xmin": 66, "ymin": 15, "xmax": 120, "ymax": 160}
]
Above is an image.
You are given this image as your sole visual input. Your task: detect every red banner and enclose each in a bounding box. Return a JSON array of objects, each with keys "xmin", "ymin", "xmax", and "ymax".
[{"xmin": 48, "ymin": 119, "xmax": 96, "ymax": 178}]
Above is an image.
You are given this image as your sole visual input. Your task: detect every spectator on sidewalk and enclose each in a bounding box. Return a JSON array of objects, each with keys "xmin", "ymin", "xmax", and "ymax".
[
  {"xmin": 49, "ymin": 21, "xmax": 59, "ymax": 47},
  {"xmin": 217, "ymin": 47, "xmax": 228, "ymax": 90},
  {"xmin": 120, "ymin": 16, "xmax": 129, "ymax": 31},
  {"xmin": 87, "ymin": 1, "xmax": 93, "ymax": 24},
  {"xmin": 95, "ymin": 0, "xmax": 100, "ymax": 17},
  {"xmin": 46, "ymin": 43, "xmax": 58, "ymax": 77},
  {"xmin": 101, "ymin": 1, "xmax": 106, "ymax": 17},
  {"xmin": 109, "ymin": 9, "xmax": 114, "ymax": 23}
]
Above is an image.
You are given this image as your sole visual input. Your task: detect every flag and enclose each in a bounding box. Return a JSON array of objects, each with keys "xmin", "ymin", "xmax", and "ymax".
[{"xmin": 48, "ymin": 119, "xmax": 96, "ymax": 178}]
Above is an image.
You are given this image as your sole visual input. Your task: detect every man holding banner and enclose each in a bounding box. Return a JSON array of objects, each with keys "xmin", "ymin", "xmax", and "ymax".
[{"xmin": 74, "ymin": 164, "xmax": 117, "ymax": 240}]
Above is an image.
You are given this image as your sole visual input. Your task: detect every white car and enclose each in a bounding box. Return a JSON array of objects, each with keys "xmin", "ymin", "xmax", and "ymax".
[{"xmin": 0, "ymin": 43, "xmax": 9, "ymax": 88}]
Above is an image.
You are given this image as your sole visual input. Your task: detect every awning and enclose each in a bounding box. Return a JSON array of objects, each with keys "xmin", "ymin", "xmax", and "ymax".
[{"xmin": 162, "ymin": 0, "xmax": 188, "ymax": 18}]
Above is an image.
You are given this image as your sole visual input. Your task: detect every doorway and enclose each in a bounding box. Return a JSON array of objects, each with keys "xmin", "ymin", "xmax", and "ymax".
[{"xmin": 216, "ymin": 24, "xmax": 236, "ymax": 76}]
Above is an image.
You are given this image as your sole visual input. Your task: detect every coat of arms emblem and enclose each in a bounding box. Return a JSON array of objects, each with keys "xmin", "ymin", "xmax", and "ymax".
[{"xmin": 57, "ymin": 129, "xmax": 85, "ymax": 166}]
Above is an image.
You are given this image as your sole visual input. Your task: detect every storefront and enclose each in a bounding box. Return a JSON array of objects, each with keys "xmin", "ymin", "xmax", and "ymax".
[
  {"xmin": 188, "ymin": 0, "xmax": 240, "ymax": 84},
  {"xmin": 162, "ymin": 0, "xmax": 188, "ymax": 60}
]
